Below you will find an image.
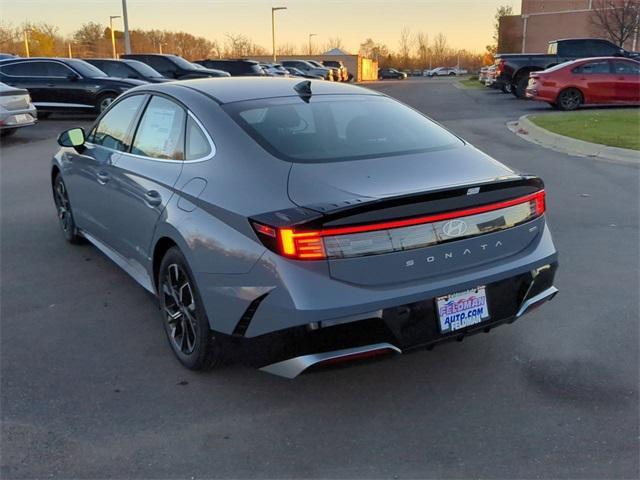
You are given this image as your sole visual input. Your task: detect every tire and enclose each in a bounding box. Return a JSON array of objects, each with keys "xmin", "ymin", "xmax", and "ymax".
[
  {"xmin": 557, "ymin": 88, "xmax": 583, "ymax": 111},
  {"xmin": 158, "ymin": 247, "xmax": 225, "ymax": 370},
  {"xmin": 52, "ymin": 174, "xmax": 83, "ymax": 244},
  {"xmin": 96, "ymin": 93, "xmax": 117, "ymax": 113},
  {"xmin": 448, "ymin": 72, "xmax": 456, "ymax": 76},
  {"xmin": 514, "ymin": 74, "xmax": 530, "ymax": 98}
]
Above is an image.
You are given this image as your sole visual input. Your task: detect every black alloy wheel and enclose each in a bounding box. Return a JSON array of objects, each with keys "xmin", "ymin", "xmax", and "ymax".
[
  {"xmin": 158, "ymin": 247, "xmax": 224, "ymax": 369},
  {"xmin": 557, "ymin": 88, "xmax": 583, "ymax": 111},
  {"xmin": 53, "ymin": 174, "xmax": 82, "ymax": 243}
]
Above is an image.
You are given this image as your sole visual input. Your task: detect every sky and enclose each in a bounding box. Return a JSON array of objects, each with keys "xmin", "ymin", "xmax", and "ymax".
[{"xmin": 2, "ymin": 0, "xmax": 521, "ymax": 53}]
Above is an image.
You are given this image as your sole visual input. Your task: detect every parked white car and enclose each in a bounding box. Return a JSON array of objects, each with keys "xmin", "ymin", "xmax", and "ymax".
[
  {"xmin": 0, "ymin": 82, "xmax": 37, "ymax": 137},
  {"xmin": 427, "ymin": 66, "xmax": 468, "ymax": 77}
]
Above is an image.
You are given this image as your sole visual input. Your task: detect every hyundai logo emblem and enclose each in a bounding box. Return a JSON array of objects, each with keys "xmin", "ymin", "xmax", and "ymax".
[{"xmin": 442, "ymin": 219, "xmax": 468, "ymax": 237}]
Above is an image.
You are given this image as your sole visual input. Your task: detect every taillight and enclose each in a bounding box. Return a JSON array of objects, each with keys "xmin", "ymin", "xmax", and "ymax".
[
  {"xmin": 496, "ymin": 59, "xmax": 506, "ymax": 75},
  {"xmin": 252, "ymin": 190, "xmax": 546, "ymax": 261}
]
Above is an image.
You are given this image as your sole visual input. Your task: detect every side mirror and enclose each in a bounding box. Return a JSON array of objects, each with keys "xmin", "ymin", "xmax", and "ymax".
[{"xmin": 57, "ymin": 127, "xmax": 85, "ymax": 149}]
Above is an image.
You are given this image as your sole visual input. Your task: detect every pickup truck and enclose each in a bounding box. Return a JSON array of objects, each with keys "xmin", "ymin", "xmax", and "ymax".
[{"xmin": 496, "ymin": 38, "xmax": 639, "ymax": 98}]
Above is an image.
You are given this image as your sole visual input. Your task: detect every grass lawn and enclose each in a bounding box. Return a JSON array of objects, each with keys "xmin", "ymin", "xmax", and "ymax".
[
  {"xmin": 458, "ymin": 77, "xmax": 485, "ymax": 89},
  {"xmin": 529, "ymin": 109, "xmax": 640, "ymax": 151}
]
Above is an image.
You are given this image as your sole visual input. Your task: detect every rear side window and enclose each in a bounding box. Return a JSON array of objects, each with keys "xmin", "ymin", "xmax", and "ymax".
[
  {"xmin": 132, "ymin": 96, "xmax": 186, "ymax": 160},
  {"xmin": 0, "ymin": 62, "xmax": 47, "ymax": 76},
  {"xmin": 90, "ymin": 95, "xmax": 146, "ymax": 151},
  {"xmin": 223, "ymin": 95, "xmax": 461, "ymax": 163},
  {"xmin": 612, "ymin": 60, "xmax": 640, "ymax": 74},
  {"xmin": 185, "ymin": 116, "xmax": 212, "ymax": 160},
  {"xmin": 573, "ymin": 61, "xmax": 611, "ymax": 74}
]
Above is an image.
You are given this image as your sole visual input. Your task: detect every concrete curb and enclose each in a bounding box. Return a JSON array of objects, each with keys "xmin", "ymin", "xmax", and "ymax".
[{"xmin": 508, "ymin": 114, "xmax": 640, "ymax": 166}]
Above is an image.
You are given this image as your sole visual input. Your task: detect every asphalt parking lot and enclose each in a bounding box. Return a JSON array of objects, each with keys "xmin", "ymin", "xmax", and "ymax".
[{"xmin": 1, "ymin": 77, "xmax": 638, "ymax": 479}]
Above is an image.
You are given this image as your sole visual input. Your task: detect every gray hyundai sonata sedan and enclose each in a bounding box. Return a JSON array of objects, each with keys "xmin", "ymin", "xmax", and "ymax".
[{"xmin": 52, "ymin": 77, "xmax": 558, "ymax": 377}]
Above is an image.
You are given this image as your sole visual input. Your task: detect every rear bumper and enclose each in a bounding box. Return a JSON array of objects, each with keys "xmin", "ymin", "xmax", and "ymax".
[
  {"xmin": 196, "ymin": 220, "xmax": 558, "ymax": 338},
  {"xmin": 242, "ymin": 266, "xmax": 558, "ymax": 377},
  {"xmin": 0, "ymin": 105, "xmax": 37, "ymax": 129}
]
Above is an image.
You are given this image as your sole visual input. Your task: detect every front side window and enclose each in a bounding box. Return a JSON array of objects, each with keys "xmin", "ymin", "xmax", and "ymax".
[
  {"xmin": 224, "ymin": 94, "xmax": 461, "ymax": 163},
  {"xmin": 43, "ymin": 62, "xmax": 74, "ymax": 77},
  {"xmin": 90, "ymin": 95, "xmax": 146, "ymax": 151},
  {"xmin": 99, "ymin": 61, "xmax": 135, "ymax": 78},
  {"xmin": 131, "ymin": 96, "xmax": 186, "ymax": 160},
  {"xmin": 612, "ymin": 60, "xmax": 640, "ymax": 75},
  {"xmin": 574, "ymin": 61, "xmax": 611, "ymax": 74}
]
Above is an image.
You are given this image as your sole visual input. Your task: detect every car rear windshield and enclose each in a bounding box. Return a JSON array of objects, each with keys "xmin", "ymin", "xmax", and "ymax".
[{"xmin": 222, "ymin": 94, "xmax": 461, "ymax": 162}]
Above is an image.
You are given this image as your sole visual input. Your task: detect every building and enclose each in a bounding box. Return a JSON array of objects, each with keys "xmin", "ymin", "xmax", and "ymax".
[{"xmin": 499, "ymin": 0, "xmax": 638, "ymax": 53}]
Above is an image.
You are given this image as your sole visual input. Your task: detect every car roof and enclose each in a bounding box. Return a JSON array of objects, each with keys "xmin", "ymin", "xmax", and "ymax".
[{"xmin": 146, "ymin": 76, "xmax": 382, "ymax": 104}]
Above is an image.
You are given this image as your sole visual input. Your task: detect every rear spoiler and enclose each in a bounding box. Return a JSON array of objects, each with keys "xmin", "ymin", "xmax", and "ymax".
[{"xmin": 251, "ymin": 175, "xmax": 545, "ymax": 230}]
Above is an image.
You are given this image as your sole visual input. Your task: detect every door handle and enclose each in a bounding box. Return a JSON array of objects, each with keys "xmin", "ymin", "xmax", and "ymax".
[
  {"xmin": 96, "ymin": 171, "xmax": 110, "ymax": 184},
  {"xmin": 47, "ymin": 83, "xmax": 55, "ymax": 87},
  {"xmin": 144, "ymin": 190, "xmax": 162, "ymax": 207}
]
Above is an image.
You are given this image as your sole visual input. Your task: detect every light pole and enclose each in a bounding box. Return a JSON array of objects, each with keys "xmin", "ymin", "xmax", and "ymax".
[
  {"xmin": 122, "ymin": 0, "xmax": 131, "ymax": 54},
  {"xmin": 271, "ymin": 6, "xmax": 287, "ymax": 62},
  {"xmin": 308, "ymin": 33, "xmax": 317, "ymax": 55},
  {"xmin": 23, "ymin": 29, "xmax": 30, "ymax": 58},
  {"xmin": 68, "ymin": 43, "xmax": 73, "ymax": 58},
  {"xmin": 109, "ymin": 15, "xmax": 121, "ymax": 58}
]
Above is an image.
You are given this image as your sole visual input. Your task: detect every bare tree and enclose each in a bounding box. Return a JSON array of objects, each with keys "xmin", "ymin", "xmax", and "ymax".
[
  {"xmin": 415, "ymin": 32, "xmax": 428, "ymax": 68},
  {"xmin": 323, "ymin": 36, "xmax": 345, "ymax": 52},
  {"xmin": 432, "ymin": 32, "xmax": 449, "ymax": 64},
  {"xmin": 398, "ymin": 27, "xmax": 413, "ymax": 68},
  {"xmin": 73, "ymin": 22, "xmax": 107, "ymax": 56},
  {"xmin": 277, "ymin": 42, "xmax": 297, "ymax": 55},
  {"xmin": 590, "ymin": 0, "xmax": 640, "ymax": 47}
]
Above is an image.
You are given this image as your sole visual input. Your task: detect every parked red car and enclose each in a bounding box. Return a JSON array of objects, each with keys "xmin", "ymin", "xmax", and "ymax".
[{"xmin": 526, "ymin": 57, "xmax": 640, "ymax": 110}]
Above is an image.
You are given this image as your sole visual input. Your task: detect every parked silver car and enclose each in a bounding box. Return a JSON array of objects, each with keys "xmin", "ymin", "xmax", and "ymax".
[
  {"xmin": 52, "ymin": 78, "xmax": 558, "ymax": 377},
  {"xmin": 0, "ymin": 82, "xmax": 37, "ymax": 136}
]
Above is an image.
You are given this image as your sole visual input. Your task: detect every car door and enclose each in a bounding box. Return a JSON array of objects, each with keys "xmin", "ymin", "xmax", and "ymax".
[
  {"xmin": 36, "ymin": 61, "xmax": 92, "ymax": 107},
  {"xmin": 573, "ymin": 60, "xmax": 614, "ymax": 103},
  {"xmin": 64, "ymin": 94, "xmax": 147, "ymax": 243},
  {"xmin": 0, "ymin": 61, "xmax": 48, "ymax": 101},
  {"xmin": 611, "ymin": 60, "xmax": 640, "ymax": 102},
  {"xmin": 107, "ymin": 94, "xmax": 186, "ymax": 267}
]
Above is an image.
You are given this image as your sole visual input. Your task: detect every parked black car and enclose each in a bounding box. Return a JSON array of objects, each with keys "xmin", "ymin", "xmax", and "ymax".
[
  {"xmin": 497, "ymin": 38, "xmax": 639, "ymax": 97},
  {"xmin": 84, "ymin": 58, "xmax": 170, "ymax": 83},
  {"xmin": 378, "ymin": 68, "xmax": 407, "ymax": 80},
  {"xmin": 194, "ymin": 59, "xmax": 264, "ymax": 76},
  {"xmin": 0, "ymin": 57, "xmax": 146, "ymax": 114},
  {"xmin": 121, "ymin": 54, "xmax": 229, "ymax": 80}
]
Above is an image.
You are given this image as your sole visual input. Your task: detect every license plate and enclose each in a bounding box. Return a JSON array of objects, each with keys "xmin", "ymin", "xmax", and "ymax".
[
  {"xmin": 436, "ymin": 286, "xmax": 490, "ymax": 333},
  {"xmin": 11, "ymin": 113, "xmax": 31, "ymax": 125}
]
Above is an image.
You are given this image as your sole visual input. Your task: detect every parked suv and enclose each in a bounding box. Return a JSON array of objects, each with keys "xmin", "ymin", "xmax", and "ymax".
[
  {"xmin": 195, "ymin": 59, "xmax": 264, "ymax": 76},
  {"xmin": 280, "ymin": 60, "xmax": 332, "ymax": 80},
  {"xmin": 0, "ymin": 57, "xmax": 146, "ymax": 114},
  {"xmin": 121, "ymin": 54, "xmax": 229, "ymax": 80},
  {"xmin": 84, "ymin": 58, "xmax": 170, "ymax": 83},
  {"xmin": 322, "ymin": 59, "xmax": 350, "ymax": 81}
]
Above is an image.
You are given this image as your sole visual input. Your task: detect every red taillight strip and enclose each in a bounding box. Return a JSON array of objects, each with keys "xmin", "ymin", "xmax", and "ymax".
[{"xmin": 318, "ymin": 190, "xmax": 545, "ymax": 237}]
